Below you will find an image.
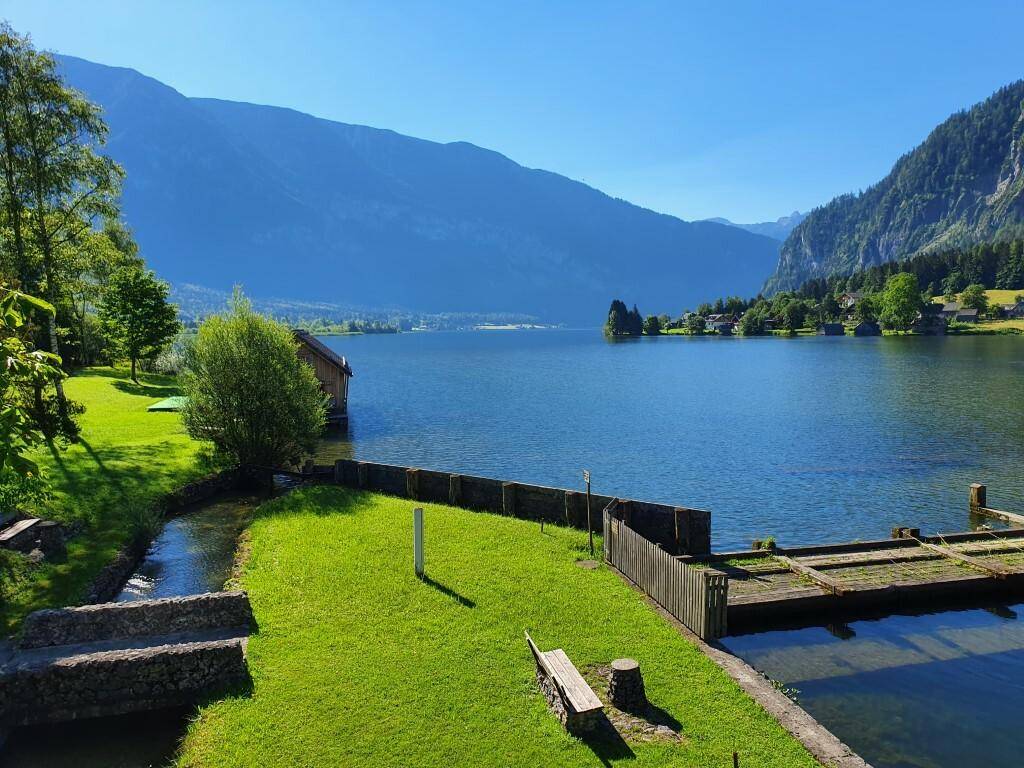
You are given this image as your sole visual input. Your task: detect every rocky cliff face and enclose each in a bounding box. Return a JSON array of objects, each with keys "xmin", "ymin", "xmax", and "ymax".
[{"xmin": 765, "ymin": 81, "xmax": 1024, "ymax": 293}]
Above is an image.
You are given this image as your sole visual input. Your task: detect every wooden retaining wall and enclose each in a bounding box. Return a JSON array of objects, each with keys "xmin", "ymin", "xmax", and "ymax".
[
  {"xmin": 603, "ymin": 508, "xmax": 727, "ymax": 639},
  {"xmin": 328, "ymin": 459, "xmax": 710, "ymax": 555}
]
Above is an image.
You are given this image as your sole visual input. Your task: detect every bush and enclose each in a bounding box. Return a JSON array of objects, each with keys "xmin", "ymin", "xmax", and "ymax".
[{"xmin": 180, "ymin": 291, "xmax": 327, "ymax": 468}]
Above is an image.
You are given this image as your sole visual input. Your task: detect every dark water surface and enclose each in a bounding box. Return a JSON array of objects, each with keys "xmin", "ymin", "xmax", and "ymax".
[
  {"xmin": 320, "ymin": 330, "xmax": 1024, "ymax": 550},
  {"xmin": 725, "ymin": 605, "xmax": 1024, "ymax": 768}
]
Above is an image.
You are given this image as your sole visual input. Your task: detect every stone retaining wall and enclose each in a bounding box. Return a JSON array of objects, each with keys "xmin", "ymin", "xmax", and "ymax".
[
  {"xmin": 19, "ymin": 591, "xmax": 255, "ymax": 649},
  {"xmin": 330, "ymin": 459, "xmax": 710, "ymax": 555},
  {"xmin": 0, "ymin": 636, "xmax": 248, "ymax": 727}
]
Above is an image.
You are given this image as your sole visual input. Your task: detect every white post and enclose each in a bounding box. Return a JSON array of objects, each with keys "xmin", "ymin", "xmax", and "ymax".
[{"xmin": 413, "ymin": 507, "xmax": 424, "ymax": 577}]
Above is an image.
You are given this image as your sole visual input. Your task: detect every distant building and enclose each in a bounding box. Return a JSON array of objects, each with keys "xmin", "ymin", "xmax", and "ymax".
[
  {"xmin": 293, "ymin": 329, "xmax": 353, "ymax": 426},
  {"xmin": 706, "ymin": 314, "xmax": 738, "ymax": 333},
  {"xmin": 818, "ymin": 323, "xmax": 845, "ymax": 336},
  {"xmin": 911, "ymin": 315, "xmax": 947, "ymax": 335},
  {"xmin": 1000, "ymin": 301, "xmax": 1024, "ymax": 319},
  {"xmin": 939, "ymin": 302, "xmax": 961, "ymax": 320},
  {"xmin": 838, "ymin": 292, "xmax": 864, "ymax": 310},
  {"xmin": 853, "ymin": 321, "xmax": 881, "ymax": 336},
  {"xmin": 955, "ymin": 308, "xmax": 979, "ymax": 323},
  {"xmin": 714, "ymin": 322, "xmax": 735, "ymax": 336}
]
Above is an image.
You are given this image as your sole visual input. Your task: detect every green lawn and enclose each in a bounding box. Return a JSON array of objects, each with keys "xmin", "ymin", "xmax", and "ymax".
[
  {"xmin": 0, "ymin": 367, "xmax": 211, "ymax": 634},
  {"xmin": 179, "ymin": 487, "xmax": 819, "ymax": 768}
]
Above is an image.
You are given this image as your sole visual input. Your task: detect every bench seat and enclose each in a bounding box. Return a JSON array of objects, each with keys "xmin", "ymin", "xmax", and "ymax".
[{"xmin": 525, "ymin": 631, "xmax": 603, "ymax": 733}]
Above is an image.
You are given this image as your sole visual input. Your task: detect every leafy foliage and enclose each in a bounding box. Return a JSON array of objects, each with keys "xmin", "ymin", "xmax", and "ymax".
[
  {"xmin": 879, "ymin": 273, "xmax": 923, "ymax": 331},
  {"xmin": 0, "ymin": 286, "xmax": 63, "ymax": 516},
  {"xmin": 98, "ymin": 266, "xmax": 179, "ymax": 382},
  {"xmin": 180, "ymin": 291, "xmax": 327, "ymax": 468}
]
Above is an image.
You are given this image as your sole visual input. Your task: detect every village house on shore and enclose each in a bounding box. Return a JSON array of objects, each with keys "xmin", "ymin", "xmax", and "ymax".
[{"xmin": 293, "ymin": 329, "xmax": 353, "ymax": 426}]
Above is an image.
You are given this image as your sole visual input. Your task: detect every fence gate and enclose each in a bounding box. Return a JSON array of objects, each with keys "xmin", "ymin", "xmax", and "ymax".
[{"xmin": 604, "ymin": 508, "xmax": 727, "ymax": 640}]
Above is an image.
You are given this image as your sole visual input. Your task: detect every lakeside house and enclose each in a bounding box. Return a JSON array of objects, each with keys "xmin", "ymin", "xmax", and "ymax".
[
  {"xmin": 939, "ymin": 301, "xmax": 961, "ymax": 320},
  {"xmin": 912, "ymin": 314, "xmax": 947, "ymax": 335},
  {"xmin": 706, "ymin": 314, "xmax": 737, "ymax": 333},
  {"xmin": 854, "ymin": 321, "xmax": 881, "ymax": 336},
  {"xmin": 293, "ymin": 329, "xmax": 353, "ymax": 425},
  {"xmin": 839, "ymin": 291, "xmax": 864, "ymax": 310},
  {"xmin": 955, "ymin": 307, "xmax": 979, "ymax": 323},
  {"xmin": 818, "ymin": 322, "xmax": 845, "ymax": 336},
  {"xmin": 1000, "ymin": 300, "xmax": 1024, "ymax": 318}
]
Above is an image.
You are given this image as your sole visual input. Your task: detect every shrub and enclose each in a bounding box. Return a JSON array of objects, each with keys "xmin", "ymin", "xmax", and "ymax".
[{"xmin": 180, "ymin": 290, "xmax": 327, "ymax": 468}]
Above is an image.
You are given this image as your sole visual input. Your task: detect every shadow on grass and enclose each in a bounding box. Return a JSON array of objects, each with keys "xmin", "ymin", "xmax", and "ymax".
[
  {"xmin": 113, "ymin": 379, "xmax": 181, "ymax": 399},
  {"xmin": 638, "ymin": 700, "xmax": 682, "ymax": 733},
  {"xmin": 583, "ymin": 715, "xmax": 635, "ymax": 765},
  {"xmin": 419, "ymin": 574, "xmax": 475, "ymax": 608}
]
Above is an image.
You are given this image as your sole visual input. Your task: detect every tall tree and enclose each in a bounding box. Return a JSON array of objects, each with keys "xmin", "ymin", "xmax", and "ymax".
[
  {"xmin": 879, "ymin": 273, "xmax": 922, "ymax": 331},
  {"xmin": 99, "ymin": 266, "xmax": 179, "ymax": 383},
  {"xmin": 0, "ymin": 23, "xmax": 123, "ymax": 417}
]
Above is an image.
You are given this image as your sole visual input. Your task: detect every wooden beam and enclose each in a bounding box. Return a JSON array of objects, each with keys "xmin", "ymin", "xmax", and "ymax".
[
  {"xmin": 912, "ymin": 538, "xmax": 1015, "ymax": 579},
  {"xmin": 774, "ymin": 554, "xmax": 848, "ymax": 596},
  {"xmin": 978, "ymin": 506, "xmax": 1024, "ymax": 526}
]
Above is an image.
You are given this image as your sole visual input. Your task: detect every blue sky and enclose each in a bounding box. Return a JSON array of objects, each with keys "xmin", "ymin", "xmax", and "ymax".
[{"xmin": 4, "ymin": 1, "xmax": 1023, "ymax": 222}]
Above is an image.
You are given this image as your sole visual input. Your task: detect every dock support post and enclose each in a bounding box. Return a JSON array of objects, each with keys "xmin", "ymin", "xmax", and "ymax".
[
  {"xmin": 406, "ymin": 468, "xmax": 420, "ymax": 500},
  {"xmin": 502, "ymin": 482, "xmax": 517, "ymax": 517},
  {"xmin": 356, "ymin": 462, "xmax": 368, "ymax": 489},
  {"xmin": 970, "ymin": 483, "xmax": 987, "ymax": 512},
  {"xmin": 564, "ymin": 491, "xmax": 578, "ymax": 526},
  {"xmin": 449, "ymin": 474, "xmax": 462, "ymax": 506},
  {"xmin": 333, "ymin": 459, "xmax": 345, "ymax": 484}
]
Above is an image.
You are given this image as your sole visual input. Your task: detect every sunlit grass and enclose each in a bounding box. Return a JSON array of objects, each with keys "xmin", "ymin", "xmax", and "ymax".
[
  {"xmin": 179, "ymin": 486, "xmax": 820, "ymax": 768},
  {"xmin": 0, "ymin": 367, "xmax": 209, "ymax": 634}
]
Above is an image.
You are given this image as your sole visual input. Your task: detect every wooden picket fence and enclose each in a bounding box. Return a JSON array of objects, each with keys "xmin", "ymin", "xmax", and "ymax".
[{"xmin": 603, "ymin": 507, "xmax": 728, "ymax": 640}]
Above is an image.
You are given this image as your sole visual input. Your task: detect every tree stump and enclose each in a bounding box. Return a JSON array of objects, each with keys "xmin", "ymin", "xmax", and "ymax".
[{"xmin": 608, "ymin": 658, "xmax": 646, "ymax": 712}]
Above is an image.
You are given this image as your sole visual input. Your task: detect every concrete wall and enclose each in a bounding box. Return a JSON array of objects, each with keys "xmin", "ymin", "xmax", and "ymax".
[{"xmin": 329, "ymin": 459, "xmax": 710, "ymax": 555}]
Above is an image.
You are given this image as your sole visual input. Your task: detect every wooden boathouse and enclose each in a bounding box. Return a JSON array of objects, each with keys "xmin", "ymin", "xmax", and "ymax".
[{"xmin": 293, "ymin": 330, "xmax": 353, "ymax": 425}]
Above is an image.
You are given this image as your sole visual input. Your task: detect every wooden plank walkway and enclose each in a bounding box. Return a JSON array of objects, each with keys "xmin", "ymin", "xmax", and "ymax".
[{"xmin": 684, "ymin": 528, "xmax": 1024, "ymax": 634}]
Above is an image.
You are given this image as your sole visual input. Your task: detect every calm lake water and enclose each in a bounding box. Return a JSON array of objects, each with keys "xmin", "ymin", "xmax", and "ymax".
[
  {"xmin": 320, "ymin": 330, "xmax": 1024, "ymax": 551},
  {"xmin": 725, "ymin": 604, "xmax": 1024, "ymax": 768}
]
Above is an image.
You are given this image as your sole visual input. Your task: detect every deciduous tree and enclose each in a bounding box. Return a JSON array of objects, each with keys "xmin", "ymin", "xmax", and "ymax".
[{"xmin": 99, "ymin": 266, "xmax": 179, "ymax": 382}]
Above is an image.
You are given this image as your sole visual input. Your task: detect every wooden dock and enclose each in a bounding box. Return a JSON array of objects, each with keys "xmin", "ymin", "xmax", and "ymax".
[{"xmin": 685, "ymin": 526, "xmax": 1024, "ymax": 634}]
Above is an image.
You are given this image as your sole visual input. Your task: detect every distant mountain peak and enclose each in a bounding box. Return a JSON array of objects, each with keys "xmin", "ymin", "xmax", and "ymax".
[{"xmin": 701, "ymin": 211, "xmax": 806, "ymax": 242}]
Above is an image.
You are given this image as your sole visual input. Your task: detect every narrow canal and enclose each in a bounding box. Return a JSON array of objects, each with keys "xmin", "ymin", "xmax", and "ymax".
[
  {"xmin": 724, "ymin": 603, "xmax": 1024, "ymax": 768},
  {"xmin": 1, "ymin": 490, "xmax": 266, "ymax": 768}
]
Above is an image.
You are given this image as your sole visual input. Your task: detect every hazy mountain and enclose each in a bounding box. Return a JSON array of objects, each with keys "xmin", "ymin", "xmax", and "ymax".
[
  {"xmin": 703, "ymin": 211, "xmax": 806, "ymax": 241},
  {"xmin": 56, "ymin": 54, "xmax": 781, "ymax": 322},
  {"xmin": 766, "ymin": 81, "xmax": 1024, "ymax": 293}
]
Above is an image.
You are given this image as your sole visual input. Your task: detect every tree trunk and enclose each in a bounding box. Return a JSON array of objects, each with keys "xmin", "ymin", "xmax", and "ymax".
[{"xmin": 130, "ymin": 355, "xmax": 137, "ymax": 383}]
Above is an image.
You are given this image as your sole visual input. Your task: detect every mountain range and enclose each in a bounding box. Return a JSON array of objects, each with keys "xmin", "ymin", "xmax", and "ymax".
[
  {"xmin": 702, "ymin": 212, "xmax": 805, "ymax": 242},
  {"xmin": 56, "ymin": 54, "xmax": 782, "ymax": 323},
  {"xmin": 766, "ymin": 80, "xmax": 1024, "ymax": 293}
]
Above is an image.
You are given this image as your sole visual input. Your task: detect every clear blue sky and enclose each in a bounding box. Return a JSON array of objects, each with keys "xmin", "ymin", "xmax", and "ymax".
[{"xmin": 4, "ymin": 1, "xmax": 1023, "ymax": 222}]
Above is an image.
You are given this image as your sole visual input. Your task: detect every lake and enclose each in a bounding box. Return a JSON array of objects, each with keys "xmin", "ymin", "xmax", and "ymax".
[
  {"xmin": 319, "ymin": 330, "xmax": 1024, "ymax": 551},
  {"xmin": 724, "ymin": 603, "xmax": 1024, "ymax": 768}
]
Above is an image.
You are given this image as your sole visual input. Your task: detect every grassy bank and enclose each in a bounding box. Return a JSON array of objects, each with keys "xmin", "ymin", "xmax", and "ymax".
[
  {"xmin": 179, "ymin": 487, "xmax": 819, "ymax": 768},
  {"xmin": 0, "ymin": 367, "xmax": 208, "ymax": 634}
]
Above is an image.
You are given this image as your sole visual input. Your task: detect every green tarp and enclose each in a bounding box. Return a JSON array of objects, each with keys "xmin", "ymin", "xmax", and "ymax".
[{"xmin": 147, "ymin": 396, "xmax": 186, "ymax": 412}]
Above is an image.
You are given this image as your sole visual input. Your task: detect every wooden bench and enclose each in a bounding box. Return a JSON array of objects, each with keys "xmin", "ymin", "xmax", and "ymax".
[
  {"xmin": 0, "ymin": 518, "xmax": 40, "ymax": 549},
  {"xmin": 525, "ymin": 631, "xmax": 603, "ymax": 734}
]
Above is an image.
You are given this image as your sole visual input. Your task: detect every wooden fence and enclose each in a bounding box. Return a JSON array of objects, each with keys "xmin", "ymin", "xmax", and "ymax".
[{"xmin": 603, "ymin": 507, "xmax": 728, "ymax": 640}]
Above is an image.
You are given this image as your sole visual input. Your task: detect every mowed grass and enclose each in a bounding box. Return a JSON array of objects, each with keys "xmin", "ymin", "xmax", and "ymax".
[
  {"xmin": 179, "ymin": 487, "xmax": 819, "ymax": 768},
  {"xmin": 0, "ymin": 367, "xmax": 209, "ymax": 634}
]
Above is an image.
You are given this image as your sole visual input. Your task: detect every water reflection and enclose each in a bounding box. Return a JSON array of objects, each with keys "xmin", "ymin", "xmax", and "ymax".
[{"xmin": 725, "ymin": 604, "xmax": 1024, "ymax": 768}]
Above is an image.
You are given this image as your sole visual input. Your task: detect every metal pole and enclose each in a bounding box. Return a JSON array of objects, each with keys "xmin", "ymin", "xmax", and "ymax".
[
  {"xmin": 584, "ymin": 469, "xmax": 593, "ymax": 557},
  {"xmin": 413, "ymin": 507, "xmax": 424, "ymax": 577}
]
